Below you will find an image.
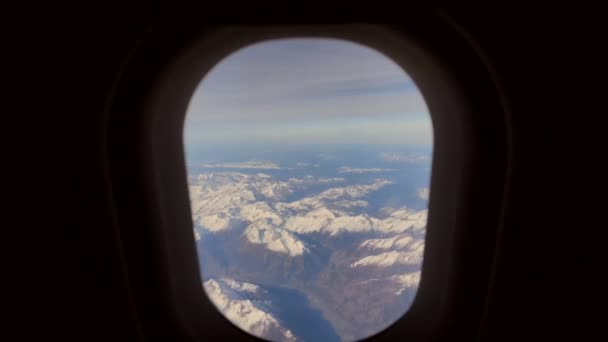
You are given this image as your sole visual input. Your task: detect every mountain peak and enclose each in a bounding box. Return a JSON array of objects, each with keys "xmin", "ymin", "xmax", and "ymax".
[
  {"xmin": 243, "ymin": 219, "xmax": 309, "ymax": 256},
  {"xmin": 203, "ymin": 278, "xmax": 297, "ymax": 341}
]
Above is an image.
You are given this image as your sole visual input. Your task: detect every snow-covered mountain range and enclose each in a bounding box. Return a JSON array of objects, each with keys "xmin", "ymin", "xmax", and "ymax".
[
  {"xmin": 189, "ymin": 168, "xmax": 428, "ymax": 341},
  {"xmin": 204, "ymin": 277, "xmax": 297, "ymax": 341}
]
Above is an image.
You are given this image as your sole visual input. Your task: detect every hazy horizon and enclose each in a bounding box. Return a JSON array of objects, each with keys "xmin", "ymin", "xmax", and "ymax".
[{"xmin": 184, "ymin": 38, "xmax": 432, "ymax": 147}]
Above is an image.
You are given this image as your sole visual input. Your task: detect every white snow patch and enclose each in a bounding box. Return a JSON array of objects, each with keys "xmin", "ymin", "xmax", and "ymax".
[
  {"xmin": 359, "ymin": 234, "xmax": 414, "ymax": 251},
  {"xmin": 392, "ymin": 271, "xmax": 422, "ymax": 295},
  {"xmin": 350, "ymin": 243, "xmax": 424, "ymax": 268},
  {"xmin": 243, "ymin": 220, "xmax": 309, "ymax": 256},
  {"xmin": 204, "ymin": 278, "xmax": 297, "ymax": 341}
]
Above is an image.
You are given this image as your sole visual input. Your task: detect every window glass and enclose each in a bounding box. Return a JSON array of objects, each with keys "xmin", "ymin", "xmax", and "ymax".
[{"xmin": 184, "ymin": 38, "xmax": 433, "ymax": 341}]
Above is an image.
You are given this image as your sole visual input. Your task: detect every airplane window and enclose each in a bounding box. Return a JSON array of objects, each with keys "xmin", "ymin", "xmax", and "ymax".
[{"xmin": 184, "ymin": 38, "xmax": 433, "ymax": 341}]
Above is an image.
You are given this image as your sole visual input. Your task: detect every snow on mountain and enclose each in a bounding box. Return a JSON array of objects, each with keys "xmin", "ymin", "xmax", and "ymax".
[
  {"xmin": 279, "ymin": 179, "xmax": 426, "ymax": 236},
  {"xmin": 250, "ymin": 175, "xmax": 293, "ymax": 200},
  {"xmin": 327, "ymin": 215, "xmax": 374, "ymax": 235},
  {"xmin": 350, "ymin": 240, "xmax": 424, "ymax": 268},
  {"xmin": 198, "ymin": 213, "xmax": 233, "ymax": 232},
  {"xmin": 219, "ymin": 277, "xmax": 261, "ymax": 293},
  {"xmin": 243, "ymin": 219, "xmax": 309, "ymax": 256},
  {"xmin": 342, "ymin": 271, "xmax": 421, "ymax": 296},
  {"xmin": 358, "ymin": 233, "xmax": 414, "ymax": 251},
  {"xmin": 239, "ymin": 202, "xmax": 284, "ymax": 226},
  {"xmin": 204, "ymin": 278, "xmax": 297, "ymax": 341},
  {"xmin": 391, "ymin": 271, "xmax": 421, "ymax": 295},
  {"xmin": 276, "ymin": 179, "xmax": 392, "ymax": 214},
  {"xmin": 372, "ymin": 208, "xmax": 428, "ymax": 234},
  {"xmin": 189, "ymin": 171, "xmax": 427, "ymax": 253},
  {"xmin": 332, "ymin": 199, "xmax": 368, "ymax": 209},
  {"xmin": 188, "ymin": 172, "xmax": 293, "ymax": 232},
  {"xmin": 189, "ymin": 173, "xmax": 349, "ymax": 227},
  {"xmin": 318, "ymin": 179, "xmax": 392, "ymax": 200},
  {"xmin": 283, "ymin": 208, "xmax": 427, "ymax": 236},
  {"xmin": 192, "ymin": 168, "xmax": 429, "ymax": 341},
  {"xmin": 190, "ymin": 173, "xmax": 343, "ymax": 254},
  {"xmin": 189, "ymin": 173, "xmax": 256, "ymax": 232},
  {"xmin": 284, "ymin": 211, "xmax": 378, "ymax": 236},
  {"xmin": 283, "ymin": 207, "xmax": 336, "ymax": 234}
]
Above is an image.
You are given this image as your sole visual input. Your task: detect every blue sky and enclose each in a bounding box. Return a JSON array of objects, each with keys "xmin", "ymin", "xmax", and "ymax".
[{"xmin": 184, "ymin": 38, "xmax": 432, "ymax": 146}]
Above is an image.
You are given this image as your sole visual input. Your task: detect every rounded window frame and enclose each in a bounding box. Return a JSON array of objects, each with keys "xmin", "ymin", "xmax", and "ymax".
[{"xmin": 106, "ymin": 22, "xmax": 510, "ymax": 341}]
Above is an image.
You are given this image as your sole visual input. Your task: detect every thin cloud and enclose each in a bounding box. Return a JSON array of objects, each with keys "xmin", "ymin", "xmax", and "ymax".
[
  {"xmin": 380, "ymin": 152, "xmax": 431, "ymax": 164},
  {"xmin": 417, "ymin": 187, "xmax": 430, "ymax": 201},
  {"xmin": 338, "ymin": 166, "xmax": 396, "ymax": 174},
  {"xmin": 200, "ymin": 161, "xmax": 281, "ymax": 170},
  {"xmin": 185, "ymin": 38, "xmax": 432, "ymax": 147}
]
